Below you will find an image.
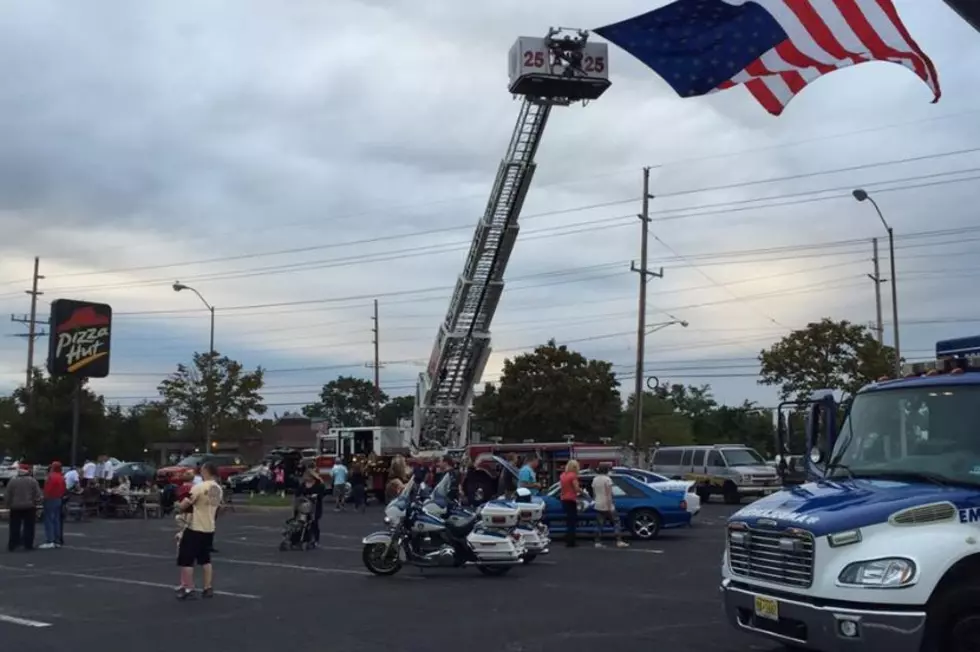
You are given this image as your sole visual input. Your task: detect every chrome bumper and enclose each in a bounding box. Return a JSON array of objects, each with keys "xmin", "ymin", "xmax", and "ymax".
[{"xmin": 721, "ymin": 579, "xmax": 926, "ymax": 651}]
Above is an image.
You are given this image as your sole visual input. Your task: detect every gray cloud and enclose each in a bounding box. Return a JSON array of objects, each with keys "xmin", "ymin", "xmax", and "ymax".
[{"xmin": 1, "ymin": 0, "xmax": 979, "ymax": 411}]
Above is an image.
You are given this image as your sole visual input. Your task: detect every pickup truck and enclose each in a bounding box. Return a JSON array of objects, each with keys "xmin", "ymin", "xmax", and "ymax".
[{"xmin": 156, "ymin": 453, "xmax": 246, "ymax": 486}]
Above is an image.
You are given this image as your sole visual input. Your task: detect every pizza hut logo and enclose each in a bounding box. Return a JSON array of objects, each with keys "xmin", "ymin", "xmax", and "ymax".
[{"xmin": 47, "ymin": 300, "xmax": 112, "ymax": 378}]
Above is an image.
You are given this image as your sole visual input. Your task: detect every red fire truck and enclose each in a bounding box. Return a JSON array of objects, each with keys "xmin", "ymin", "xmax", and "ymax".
[
  {"xmin": 457, "ymin": 441, "xmax": 623, "ymax": 504},
  {"xmin": 314, "ymin": 426, "xmax": 413, "ymax": 500}
]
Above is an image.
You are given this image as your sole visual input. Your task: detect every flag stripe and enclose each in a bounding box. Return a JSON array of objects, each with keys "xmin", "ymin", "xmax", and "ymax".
[{"xmin": 713, "ymin": 0, "xmax": 940, "ymax": 115}]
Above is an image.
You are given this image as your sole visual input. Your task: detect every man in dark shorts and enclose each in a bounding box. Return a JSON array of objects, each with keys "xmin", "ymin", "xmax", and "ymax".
[{"xmin": 175, "ymin": 462, "xmax": 223, "ymax": 600}]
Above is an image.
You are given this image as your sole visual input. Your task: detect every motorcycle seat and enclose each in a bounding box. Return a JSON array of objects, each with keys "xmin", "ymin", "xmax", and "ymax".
[{"xmin": 444, "ymin": 513, "xmax": 478, "ymax": 537}]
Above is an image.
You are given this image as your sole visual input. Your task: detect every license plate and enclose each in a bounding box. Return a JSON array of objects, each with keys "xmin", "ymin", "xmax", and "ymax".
[{"xmin": 754, "ymin": 596, "xmax": 779, "ymax": 621}]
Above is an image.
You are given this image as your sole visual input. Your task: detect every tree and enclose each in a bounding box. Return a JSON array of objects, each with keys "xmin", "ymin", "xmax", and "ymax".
[
  {"xmin": 0, "ymin": 395, "xmax": 21, "ymax": 454},
  {"xmin": 379, "ymin": 395, "xmax": 414, "ymax": 427},
  {"xmin": 102, "ymin": 401, "xmax": 173, "ymax": 461},
  {"xmin": 303, "ymin": 376, "xmax": 388, "ymax": 427},
  {"xmin": 471, "ymin": 340, "xmax": 621, "ymax": 442},
  {"xmin": 157, "ymin": 352, "xmax": 266, "ymax": 441},
  {"xmin": 618, "ymin": 391, "xmax": 695, "ymax": 447},
  {"xmin": 759, "ymin": 318, "xmax": 896, "ymax": 403},
  {"xmin": 8, "ymin": 369, "xmax": 105, "ymax": 463}
]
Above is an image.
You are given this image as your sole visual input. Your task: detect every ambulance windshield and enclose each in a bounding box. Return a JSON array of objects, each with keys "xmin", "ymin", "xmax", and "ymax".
[{"xmin": 829, "ymin": 384, "xmax": 980, "ymax": 485}]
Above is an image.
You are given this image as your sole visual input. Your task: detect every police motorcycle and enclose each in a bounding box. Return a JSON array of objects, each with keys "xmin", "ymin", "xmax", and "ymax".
[
  {"xmin": 361, "ymin": 476, "xmax": 527, "ymax": 577},
  {"xmin": 422, "ymin": 460, "xmax": 551, "ymax": 562}
]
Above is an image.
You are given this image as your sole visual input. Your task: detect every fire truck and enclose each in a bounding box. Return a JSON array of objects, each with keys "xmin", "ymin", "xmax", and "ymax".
[
  {"xmin": 459, "ymin": 441, "xmax": 622, "ymax": 504},
  {"xmin": 314, "ymin": 425, "xmax": 412, "ymax": 499}
]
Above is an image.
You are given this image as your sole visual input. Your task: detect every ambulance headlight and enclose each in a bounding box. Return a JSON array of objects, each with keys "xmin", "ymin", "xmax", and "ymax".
[{"xmin": 838, "ymin": 558, "xmax": 916, "ymax": 588}]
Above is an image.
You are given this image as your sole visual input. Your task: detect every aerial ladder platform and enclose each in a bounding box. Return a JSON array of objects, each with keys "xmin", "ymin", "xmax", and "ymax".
[{"xmin": 413, "ymin": 29, "xmax": 611, "ymax": 448}]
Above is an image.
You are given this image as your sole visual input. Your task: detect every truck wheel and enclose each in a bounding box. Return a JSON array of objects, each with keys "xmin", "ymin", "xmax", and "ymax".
[
  {"xmin": 696, "ymin": 486, "xmax": 712, "ymax": 503},
  {"xmin": 723, "ymin": 482, "xmax": 741, "ymax": 505},
  {"xmin": 924, "ymin": 583, "xmax": 980, "ymax": 652}
]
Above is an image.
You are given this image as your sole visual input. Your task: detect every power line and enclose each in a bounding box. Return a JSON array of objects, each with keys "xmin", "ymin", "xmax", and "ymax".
[
  {"xmin": 10, "ymin": 104, "xmax": 979, "ymax": 271},
  {"xmin": 7, "ymin": 152, "xmax": 980, "ymax": 294},
  {"xmin": 63, "ymin": 225, "xmax": 980, "ymax": 318}
]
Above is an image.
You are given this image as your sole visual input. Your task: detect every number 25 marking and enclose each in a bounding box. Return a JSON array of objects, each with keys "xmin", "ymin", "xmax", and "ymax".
[
  {"xmin": 583, "ymin": 56, "xmax": 606, "ymax": 73},
  {"xmin": 523, "ymin": 50, "xmax": 546, "ymax": 68}
]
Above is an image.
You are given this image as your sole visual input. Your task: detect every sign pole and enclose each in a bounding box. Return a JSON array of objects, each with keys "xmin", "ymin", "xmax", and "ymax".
[{"xmin": 71, "ymin": 377, "xmax": 81, "ymax": 468}]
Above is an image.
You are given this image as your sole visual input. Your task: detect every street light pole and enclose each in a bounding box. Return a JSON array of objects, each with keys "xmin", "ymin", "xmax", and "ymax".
[
  {"xmin": 173, "ymin": 281, "xmax": 216, "ymax": 451},
  {"xmin": 852, "ymin": 190, "xmax": 901, "ymax": 375}
]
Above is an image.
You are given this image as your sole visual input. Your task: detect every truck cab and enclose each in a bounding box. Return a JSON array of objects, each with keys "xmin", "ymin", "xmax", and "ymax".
[{"xmin": 721, "ymin": 336, "xmax": 980, "ymax": 652}]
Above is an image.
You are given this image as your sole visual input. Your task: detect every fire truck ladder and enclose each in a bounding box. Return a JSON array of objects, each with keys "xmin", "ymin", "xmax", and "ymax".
[{"xmin": 414, "ymin": 29, "xmax": 610, "ymax": 448}]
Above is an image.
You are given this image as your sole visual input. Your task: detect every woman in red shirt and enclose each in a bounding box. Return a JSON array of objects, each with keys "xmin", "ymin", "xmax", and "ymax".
[
  {"xmin": 559, "ymin": 460, "xmax": 582, "ymax": 548},
  {"xmin": 41, "ymin": 461, "xmax": 67, "ymax": 549}
]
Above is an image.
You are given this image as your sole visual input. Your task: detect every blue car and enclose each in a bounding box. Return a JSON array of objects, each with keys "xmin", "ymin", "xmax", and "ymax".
[{"xmin": 541, "ymin": 472, "xmax": 692, "ymax": 540}]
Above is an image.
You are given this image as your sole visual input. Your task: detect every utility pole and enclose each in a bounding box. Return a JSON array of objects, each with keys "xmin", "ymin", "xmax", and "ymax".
[
  {"xmin": 868, "ymin": 238, "xmax": 884, "ymax": 344},
  {"xmin": 371, "ymin": 299, "xmax": 382, "ymax": 426},
  {"xmin": 630, "ymin": 167, "xmax": 664, "ymax": 451},
  {"xmin": 9, "ymin": 257, "xmax": 46, "ymax": 419}
]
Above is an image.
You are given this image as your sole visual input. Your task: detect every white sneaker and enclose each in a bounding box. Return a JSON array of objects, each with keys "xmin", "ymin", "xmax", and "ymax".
[
  {"xmin": 594, "ymin": 542, "xmax": 604, "ymax": 548},
  {"xmin": 38, "ymin": 543, "xmax": 55, "ymax": 550}
]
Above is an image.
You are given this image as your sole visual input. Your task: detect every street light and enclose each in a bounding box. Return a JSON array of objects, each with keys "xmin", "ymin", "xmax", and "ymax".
[
  {"xmin": 634, "ymin": 319, "xmax": 689, "ymax": 449},
  {"xmin": 173, "ymin": 281, "xmax": 216, "ymax": 451},
  {"xmin": 852, "ymin": 190, "xmax": 901, "ymax": 375}
]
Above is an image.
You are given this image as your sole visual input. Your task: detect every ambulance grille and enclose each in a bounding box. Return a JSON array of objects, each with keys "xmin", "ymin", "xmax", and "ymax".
[
  {"xmin": 889, "ymin": 501, "xmax": 957, "ymax": 526},
  {"xmin": 727, "ymin": 525, "xmax": 814, "ymax": 588}
]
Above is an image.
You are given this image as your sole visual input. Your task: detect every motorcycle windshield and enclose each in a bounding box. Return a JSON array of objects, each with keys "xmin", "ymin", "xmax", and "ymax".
[
  {"xmin": 431, "ymin": 472, "xmax": 452, "ymax": 500},
  {"xmin": 491, "ymin": 455, "xmax": 520, "ymax": 479}
]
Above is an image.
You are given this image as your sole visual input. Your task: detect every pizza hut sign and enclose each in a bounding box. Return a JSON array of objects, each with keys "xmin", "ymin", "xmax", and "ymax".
[{"xmin": 47, "ymin": 299, "xmax": 112, "ymax": 378}]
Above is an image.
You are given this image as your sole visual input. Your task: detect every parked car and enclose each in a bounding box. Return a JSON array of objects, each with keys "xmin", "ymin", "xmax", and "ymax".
[
  {"xmin": 650, "ymin": 444, "xmax": 779, "ymax": 504},
  {"xmin": 540, "ymin": 471, "xmax": 692, "ymax": 541},
  {"xmin": 611, "ymin": 467, "xmax": 701, "ymax": 516},
  {"xmin": 113, "ymin": 462, "xmax": 156, "ymax": 486},
  {"xmin": 227, "ymin": 464, "xmax": 271, "ymax": 493},
  {"xmin": 156, "ymin": 453, "xmax": 246, "ymax": 485}
]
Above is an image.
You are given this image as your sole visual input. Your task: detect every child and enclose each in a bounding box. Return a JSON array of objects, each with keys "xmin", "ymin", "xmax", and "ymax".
[{"xmin": 173, "ymin": 471, "xmax": 194, "ymax": 546}]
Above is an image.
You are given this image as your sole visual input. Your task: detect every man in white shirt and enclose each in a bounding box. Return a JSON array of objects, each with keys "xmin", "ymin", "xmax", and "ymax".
[
  {"xmin": 175, "ymin": 462, "xmax": 223, "ymax": 600},
  {"xmin": 81, "ymin": 459, "xmax": 97, "ymax": 488},
  {"xmin": 591, "ymin": 464, "xmax": 628, "ymax": 549},
  {"xmin": 102, "ymin": 457, "xmax": 114, "ymax": 483},
  {"xmin": 64, "ymin": 467, "xmax": 79, "ymax": 492}
]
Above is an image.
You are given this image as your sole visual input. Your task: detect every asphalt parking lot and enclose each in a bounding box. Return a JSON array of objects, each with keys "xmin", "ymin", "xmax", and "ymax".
[{"xmin": 0, "ymin": 502, "xmax": 781, "ymax": 652}]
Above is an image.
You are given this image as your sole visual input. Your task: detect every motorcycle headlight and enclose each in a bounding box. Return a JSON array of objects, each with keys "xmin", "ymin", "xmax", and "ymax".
[
  {"xmin": 383, "ymin": 516, "xmax": 391, "ymax": 525},
  {"xmin": 838, "ymin": 558, "xmax": 916, "ymax": 588}
]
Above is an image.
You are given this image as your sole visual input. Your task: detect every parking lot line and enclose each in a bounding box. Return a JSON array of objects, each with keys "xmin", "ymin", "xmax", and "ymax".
[
  {"xmin": 0, "ymin": 564, "xmax": 261, "ymax": 599},
  {"xmin": 68, "ymin": 545, "xmax": 372, "ymax": 576},
  {"xmin": 0, "ymin": 613, "xmax": 53, "ymax": 628}
]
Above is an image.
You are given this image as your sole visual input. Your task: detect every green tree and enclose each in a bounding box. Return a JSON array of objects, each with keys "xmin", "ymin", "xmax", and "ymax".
[
  {"xmin": 471, "ymin": 340, "xmax": 621, "ymax": 442},
  {"xmin": 8, "ymin": 369, "xmax": 106, "ymax": 463},
  {"xmin": 379, "ymin": 395, "xmax": 414, "ymax": 427},
  {"xmin": 302, "ymin": 375, "xmax": 388, "ymax": 427},
  {"xmin": 102, "ymin": 401, "xmax": 173, "ymax": 461},
  {"xmin": 157, "ymin": 352, "xmax": 266, "ymax": 441},
  {"xmin": 619, "ymin": 391, "xmax": 695, "ymax": 447},
  {"xmin": 759, "ymin": 318, "xmax": 896, "ymax": 403},
  {"xmin": 0, "ymin": 394, "xmax": 21, "ymax": 454}
]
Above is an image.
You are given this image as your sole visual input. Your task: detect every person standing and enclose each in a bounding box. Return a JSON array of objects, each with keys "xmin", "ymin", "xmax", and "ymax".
[
  {"xmin": 591, "ymin": 464, "xmax": 628, "ymax": 549},
  {"xmin": 559, "ymin": 460, "xmax": 582, "ymax": 548},
  {"xmin": 6, "ymin": 468, "xmax": 42, "ymax": 552},
  {"xmin": 349, "ymin": 463, "xmax": 366, "ymax": 513},
  {"xmin": 81, "ymin": 458, "xmax": 97, "ymax": 488},
  {"xmin": 331, "ymin": 459, "xmax": 348, "ymax": 511},
  {"xmin": 175, "ymin": 462, "xmax": 223, "ymax": 600},
  {"xmin": 518, "ymin": 454, "xmax": 542, "ymax": 495},
  {"xmin": 39, "ymin": 462, "xmax": 67, "ymax": 549}
]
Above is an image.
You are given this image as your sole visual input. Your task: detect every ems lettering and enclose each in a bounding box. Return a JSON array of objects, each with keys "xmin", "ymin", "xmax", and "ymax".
[
  {"xmin": 55, "ymin": 327, "xmax": 109, "ymax": 366},
  {"xmin": 958, "ymin": 507, "xmax": 980, "ymax": 523},
  {"xmin": 737, "ymin": 507, "xmax": 820, "ymax": 525}
]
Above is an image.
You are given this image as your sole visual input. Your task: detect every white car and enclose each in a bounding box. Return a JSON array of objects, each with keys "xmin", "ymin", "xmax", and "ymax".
[{"xmin": 612, "ymin": 466, "xmax": 701, "ymax": 516}]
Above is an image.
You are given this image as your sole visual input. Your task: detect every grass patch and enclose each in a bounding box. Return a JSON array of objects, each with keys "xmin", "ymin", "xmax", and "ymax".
[{"xmin": 239, "ymin": 493, "xmax": 293, "ymax": 507}]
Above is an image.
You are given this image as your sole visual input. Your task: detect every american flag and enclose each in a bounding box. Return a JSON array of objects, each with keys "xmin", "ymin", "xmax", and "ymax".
[{"xmin": 595, "ymin": 0, "xmax": 940, "ymax": 115}]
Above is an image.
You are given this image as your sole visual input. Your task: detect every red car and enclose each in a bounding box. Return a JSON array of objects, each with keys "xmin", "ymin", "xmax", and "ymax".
[{"xmin": 156, "ymin": 453, "xmax": 246, "ymax": 486}]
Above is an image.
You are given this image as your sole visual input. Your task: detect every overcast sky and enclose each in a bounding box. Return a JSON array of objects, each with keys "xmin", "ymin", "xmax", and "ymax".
[{"xmin": 1, "ymin": 0, "xmax": 979, "ymax": 416}]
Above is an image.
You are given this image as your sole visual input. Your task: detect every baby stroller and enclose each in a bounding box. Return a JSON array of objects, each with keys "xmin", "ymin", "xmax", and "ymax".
[{"xmin": 279, "ymin": 496, "xmax": 315, "ymax": 551}]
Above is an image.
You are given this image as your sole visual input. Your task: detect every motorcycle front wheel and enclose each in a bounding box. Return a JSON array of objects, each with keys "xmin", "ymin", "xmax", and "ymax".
[{"xmin": 362, "ymin": 542, "xmax": 402, "ymax": 576}]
